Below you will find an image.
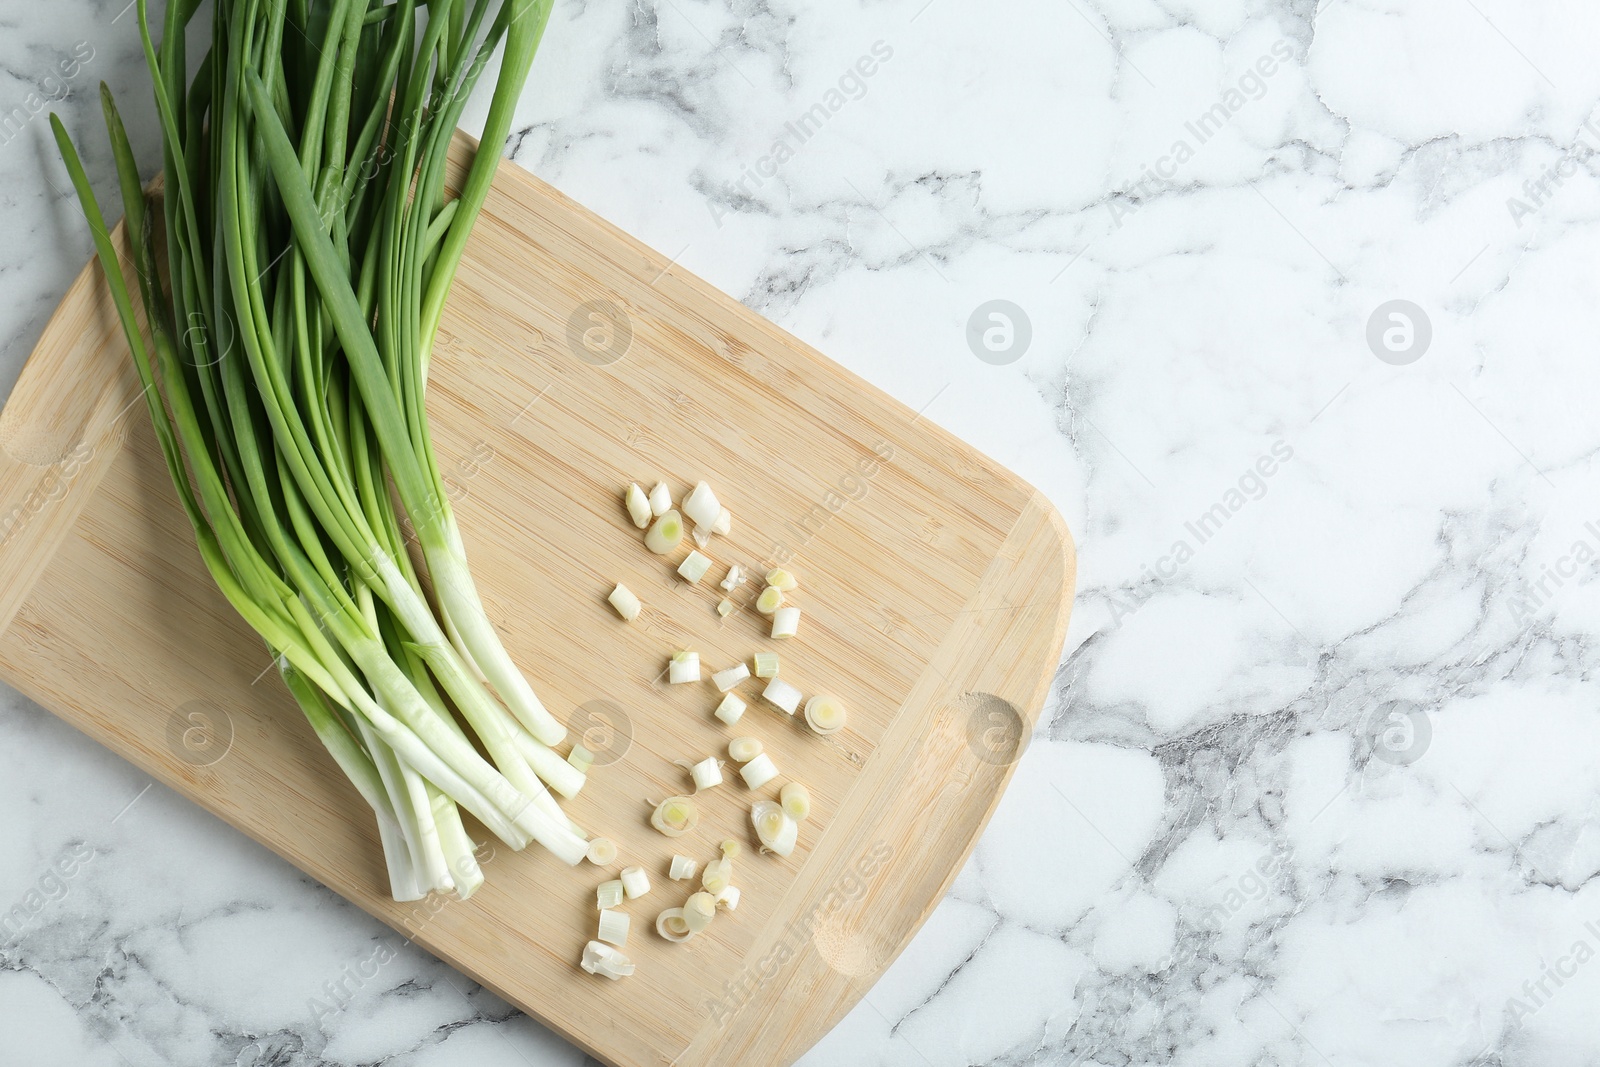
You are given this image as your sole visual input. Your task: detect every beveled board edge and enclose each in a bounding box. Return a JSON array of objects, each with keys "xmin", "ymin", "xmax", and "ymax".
[{"xmin": 0, "ymin": 222, "xmax": 145, "ymax": 632}]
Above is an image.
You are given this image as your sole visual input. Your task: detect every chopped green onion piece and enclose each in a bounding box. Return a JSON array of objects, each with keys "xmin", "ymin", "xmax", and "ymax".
[
  {"xmin": 621, "ymin": 866, "xmax": 652, "ymax": 899},
  {"xmin": 689, "ymin": 757, "xmax": 724, "ymax": 791},
  {"xmin": 763, "ymin": 678, "xmax": 802, "ymax": 715},
  {"xmin": 678, "ymin": 550, "xmax": 714, "ymax": 584},
  {"xmin": 771, "ymin": 606, "xmax": 801, "ymax": 640},
  {"xmin": 751, "ymin": 801, "xmax": 799, "ymax": 857},
  {"xmin": 781, "ymin": 782, "xmax": 812, "ymax": 822},
  {"xmin": 609, "ymin": 583, "xmax": 642, "ymax": 621},
  {"xmin": 756, "ymin": 586, "xmax": 784, "ymax": 615},
  {"xmin": 683, "ymin": 482, "xmax": 721, "ymax": 528},
  {"xmin": 581, "ymin": 940, "xmax": 635, "ymax": 979},
  {"xmin": 712, "ymin": 663, "xmax": 750, "ymax": 692},
  {"xmin": 739, "ymin": 753, "xmax": 780, "ymax": 789},
  {"xmin": 649, "ymin": 482, "xmax": 672, "ymax": 516},
  {"xmin": 597, "ymin": 908, "xmax": 630, "ymax": 947},
  {"xmin": 668, "ymin": 650, "xmax": 701, "ymax": 684},
  {"xmin": 728, "ymin": 737, "xmax": 764, "ymax": 763},
  {"xmin": 646, "ymin": 510, "xmax": 684, "ymax": 554},
  {"xmin": 585, "ymin": 837, "xmax": 618, "ymax": 865},
  {"xmin": 651, "ymin": 796, "xmax": 699, "ymax": 837},
  {"xmin": 656, "ymin": 908, "xmax": 694, "ymax": 942},
  {"xmin": 714, "ymin": 693, "xmax": 748, "ymax": 726},
  {"xmin": 625, "ymin": 484, "xmax": 652, "ymax": 528},
  {"xmin": 804, "ymin": 695, "xmax": 847, "ymax": 735},
  {"xmin": 702, "ymin": 853, "xmax": 734, "ymax": 894},
  {"xmin": 683, "ymin": 891, "xmax": 717, "ymax": 933}
]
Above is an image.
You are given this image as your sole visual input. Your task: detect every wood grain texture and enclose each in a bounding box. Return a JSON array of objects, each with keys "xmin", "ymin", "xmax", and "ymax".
[{"xmin": 0, "ymin": 134, "xmax": 1075, "ymax": 1067}]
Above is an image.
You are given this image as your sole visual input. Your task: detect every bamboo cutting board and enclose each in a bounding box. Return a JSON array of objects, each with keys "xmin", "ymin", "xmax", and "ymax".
[{"xmin": 0, "ymin": 134, "xmax": 1074, "ymax": 1067}]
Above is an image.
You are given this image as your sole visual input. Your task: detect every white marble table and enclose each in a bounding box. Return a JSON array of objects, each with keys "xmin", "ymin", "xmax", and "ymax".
[{"xmin": 2, "ymin": 1, "xmax": 1595, "ymax": 1064}]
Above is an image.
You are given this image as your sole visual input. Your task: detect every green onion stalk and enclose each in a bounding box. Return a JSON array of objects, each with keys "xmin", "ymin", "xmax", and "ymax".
[{"xmin": 50, "ymin": 0, "xmax": 583, "ymax": 902}]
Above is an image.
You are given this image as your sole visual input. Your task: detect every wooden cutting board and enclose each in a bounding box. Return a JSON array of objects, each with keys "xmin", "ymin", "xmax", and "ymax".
[{"xmin": 0, "ymin": 134, "xmax": 1074, "ymax": 1067}]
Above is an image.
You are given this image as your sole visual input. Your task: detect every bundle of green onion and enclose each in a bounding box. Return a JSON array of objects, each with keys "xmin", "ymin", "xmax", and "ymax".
[{"xmin": 50, "ymin": 0, "xmax": 583, "ymax": 901}]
